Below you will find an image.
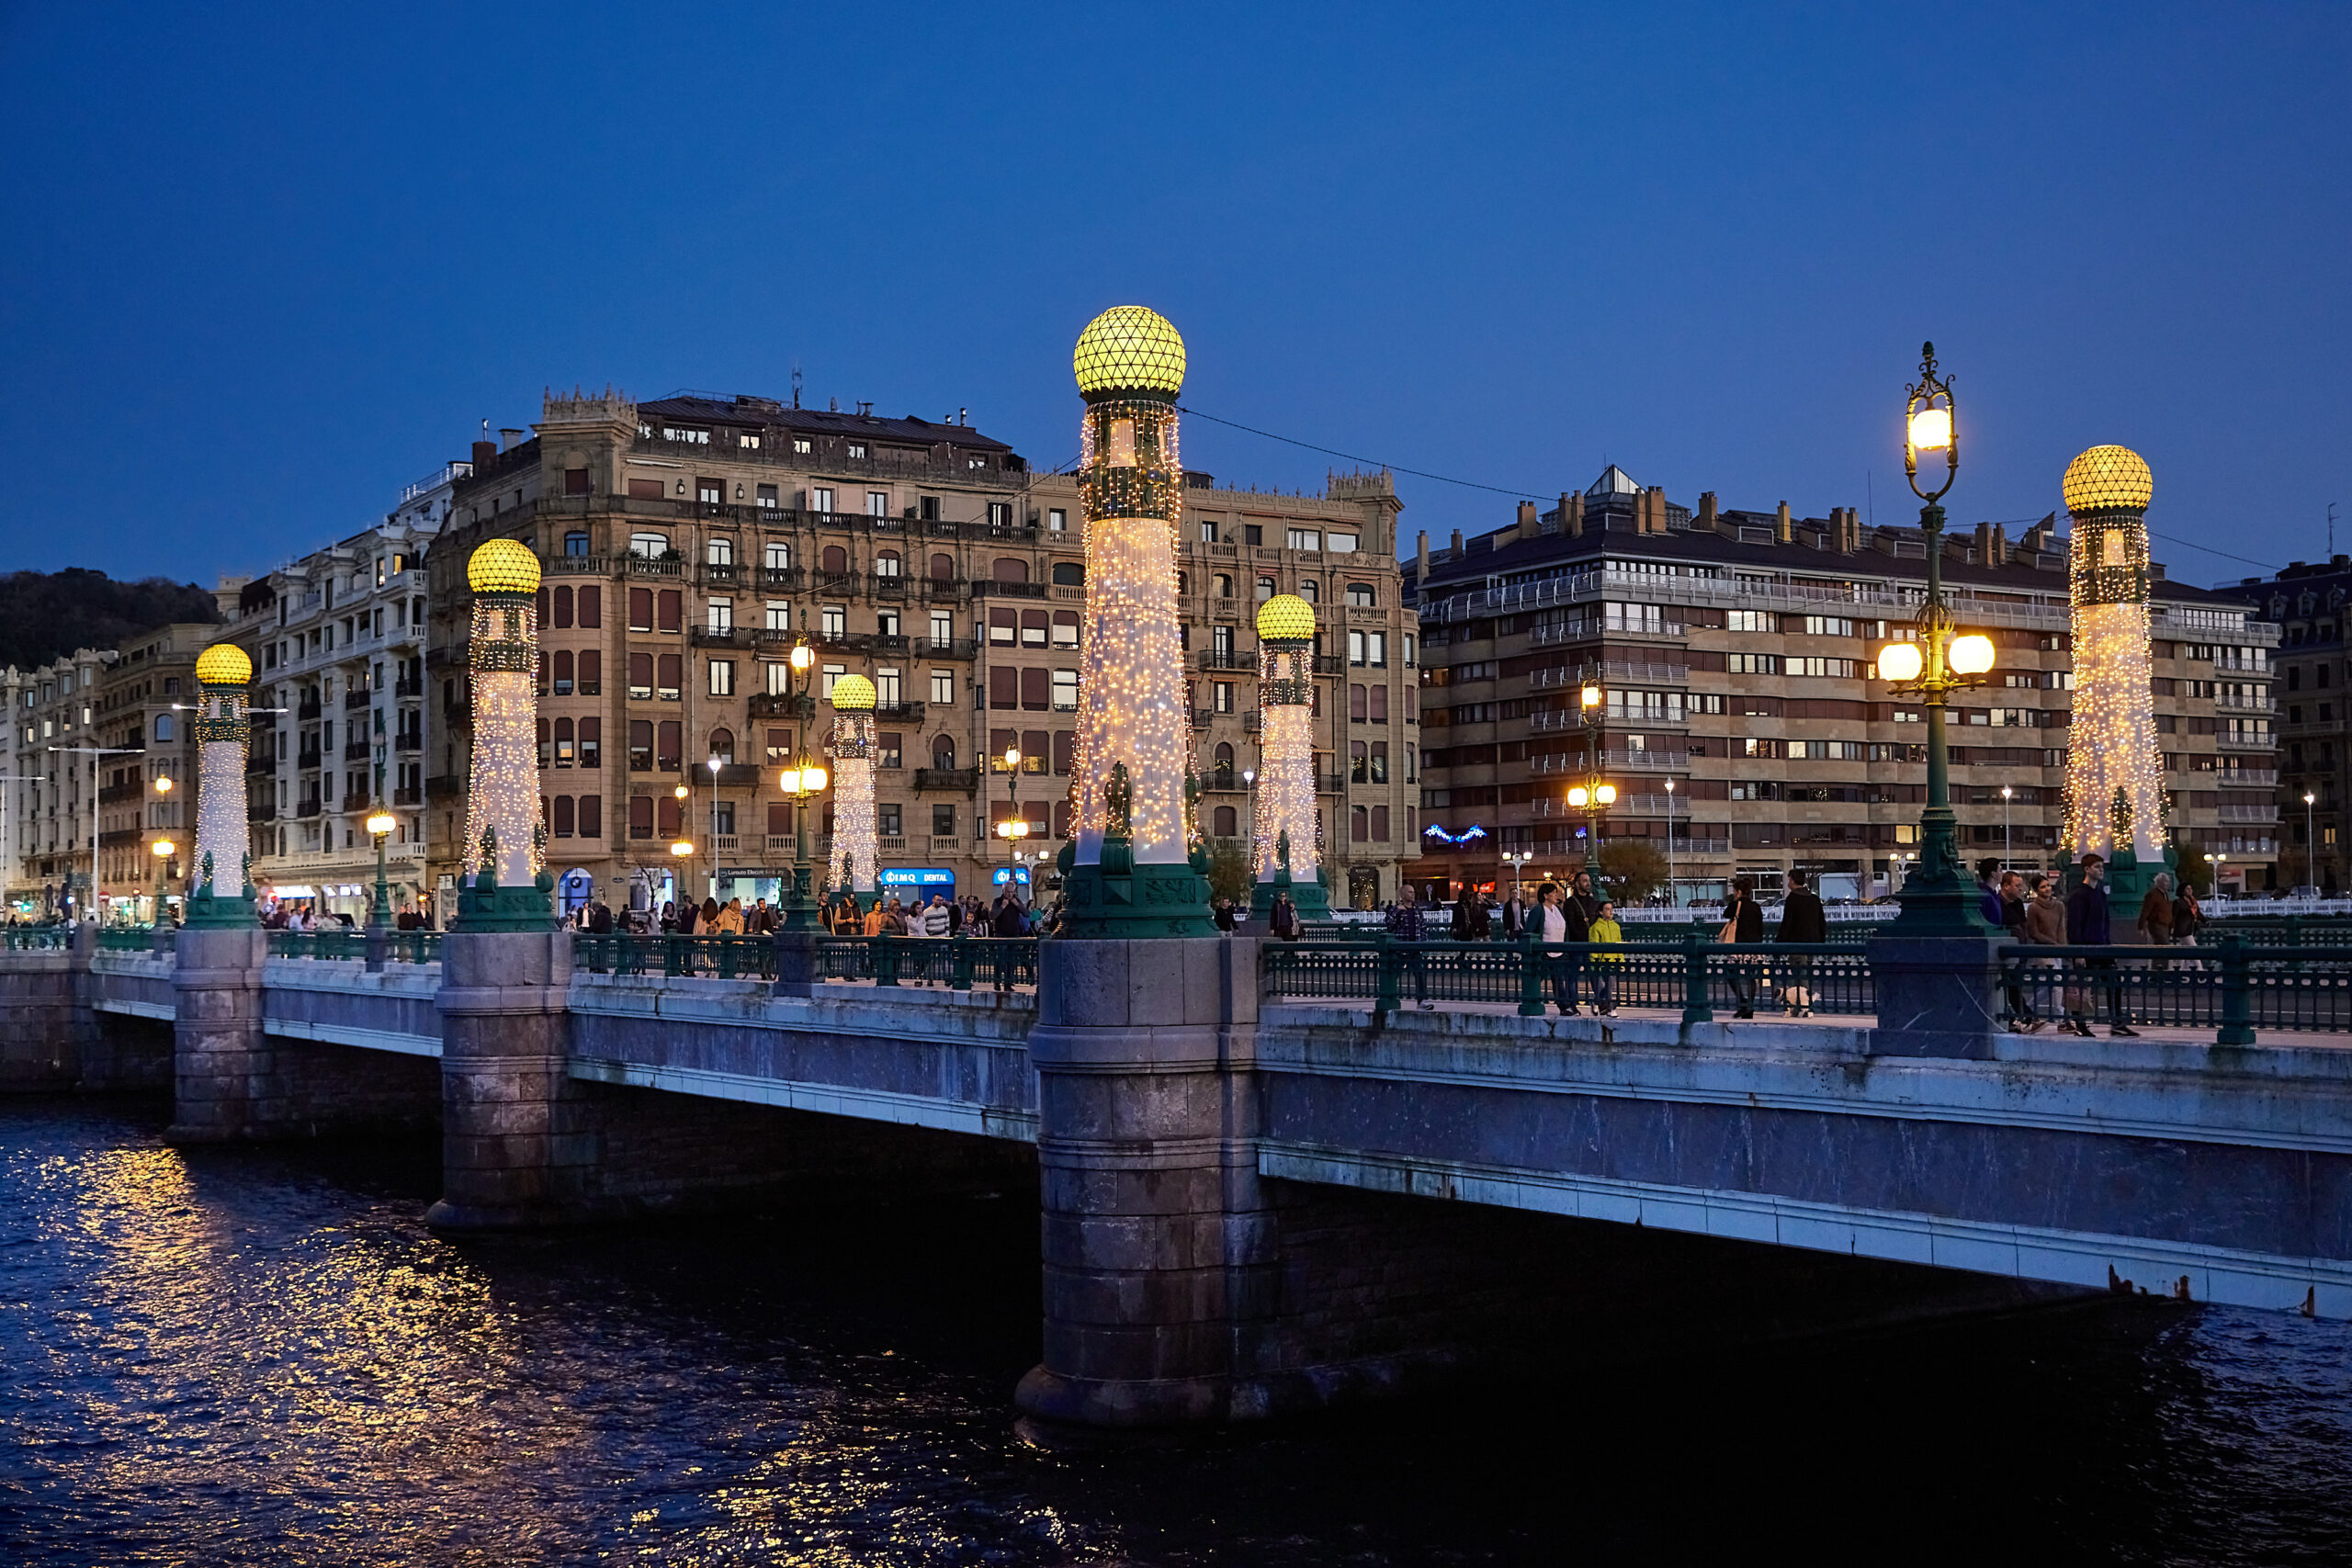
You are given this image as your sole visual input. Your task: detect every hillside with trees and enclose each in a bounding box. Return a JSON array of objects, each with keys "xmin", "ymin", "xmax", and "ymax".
[{"xmin": 0, "ymin": 569, "xmax": 220, "ymax": 672}]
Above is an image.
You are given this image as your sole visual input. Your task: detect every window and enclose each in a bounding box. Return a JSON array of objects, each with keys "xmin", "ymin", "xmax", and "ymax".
[
  {"xmin": 1214, "ymin": 805, "xmax": 1238, "ymax": 836},
  {"xmin": 554, "ymin": 717, "xmax": 575, "ymax": 768},
  {"xmin": 766, "ymin": 601, "xmax": 791, "ymax": 633},
  {"xmin": 821, "ymin": 605, "xmax": 846, "ymax": 639},
  {"xmin": 657, "ymin": 590, "xmax": 682, "ymax": 633},
  {"xmin": 707, "ymin": 598, "xmax": 733, "ymax": 634},
  {"xmin": 628, "ymin": 588, "xmax": 653, "ymax": 632},
  {"xmin": 876, "ymin": 549, "xmax": 902, "ymax": 578},
  {"xmin": 628, "ymin": 654, "xmax": 653, "ymax": 701},
  {"xmin": 876, "ymin": 732, "xmax": 902, "ymax": 770},
  {"xmin": 708, "ymin": 660, "xmax": 735, "ymax": 696},
  {"xmin": 1053, "ymin": 730, "xmax": 1076, "ymax": 774},
  {"xmin": 1365, "ymin": 632, "xmax": 1386, "ymax": 666},
  {"xmin": 1328, "ymin": 532, "xmax": 1360, "ymax": 554},
  {"xmin": 657, "ymin": 653, "xmax": 682, "ymax": 700},
  {"xmin": 1728, "ymin": 653, "xmax": 1781, "ymax": 675},
  {"xmin": 1346, "ymin": 582, "xmax": 1376, "ymax": 607},
  {"xmin": 630, "ymin": 795, "xmax": 655, "ymax": 840},
  {"xmin": 1803, "ymin": 615, "xmax": 1857, "ymax": 637},
  {"xmin": 1198, "ymin": 521, "xmax": 1219, "ymax": 544},
  {"xmin": 708, "ymin": 728, "xmax": 735, "ymax": 763},
  {"xmin": 1288, "ymin": 529, "xmax": 1322, "ymax": 551},
  {"xmin": 989, "ymin": 608, "xmax": 1017, "ymax": 646},
  {"xmin": 577, "ymin": 586, "xmax": 601, "ymax": 627},
  {"xmin": 933, "ymin": 735, "xmax": 958, "ymax": 771},
  {"xmin": 754, "ymin": 483, "xmax": 778, "ymax": 509},
  {"xmin": 1051, "ymin": 669, "xmax": 1080, "ymax": 710},
  {"xmin": 1052, "ymin": 610, "xmax": 1080, "ymax": 649},
  {"xmin": 1022, "ymin": 609, "xmax": 1048, "ymax": 648},
  {"xmin": 931, "ymin": 669, "xmax": 956, "ymax": 705},
  {"xmin": 1403, "ymin": 633, "xmax": 1416, "ymax": 668},
  {"xmin": 552, "ymin": 649, "xmax": 575, "ymax": 695},
  {"xmin": 629, "ymin": 532, "xmax": 670, "ymax": 558},
  {"xmin": 867, "ymin": 491, "xmax": 890, "ymax": 516},
  {"xmin": 930, "ymin": 610, "xmax": 956, "ymax": 644},
  {"xmin": 1368, "ymin": 685, "xmax": 1387, "ymax": 723},
  {"xmin": 821, "ymin": 664, "xmax": 845, "ymax": 698},
  {"xmin": 154, "ymin": 714, "xmax": 173, "ymax": 741},
  {"xmin": 1297, "ymin": 579, "xmax": 1318, "ymax": 602},
  {"xmin": 1214, "ymin": 681, "xmax": 1235, "ymax": 714},
  {"xmin": 764, "ymin": 542, "xmax": 791, "ymax": 572},
  {"xmin": 1213, "ymin": 573, "xmax": 1233, "ymax": 597},
  {"xmin": 1370, "ymin": 740, "xmax": 1388, "ymax": 784},
  {"xmin": 811, "ymin": 486, "xmax": 834, "ymax": 513},
  {"xmin": 1212, "ymin": 625, "xmax": 1234, "ymax": 660},
  {"xmin": 1351, "ymin": 805, "xmax": 1369, "ymax": 842},
  {"xmin": 579, "ymin": 718, "xmax": 600, "ymax": 769},
  {"xmin": 1048, "ymin": 508, "xmax": 1068, "ymax": 533},
  {"xmin": 627, "ymin": 478, "xmax": 664, "ymax": 501},
  {"xmin": 553, "ymin": 795, "xmax": 575, "ymax": 837},
  {"xmin": 564, "ymin": 531, "xmax": 589, "ymax": 556},
  {"xmin": 1021, "ymin": 667, "xmax": 1050, "ymax": 710},
  {"xmin": 707, "ymin": 537, "xmax": 735, "ymax": 567},
  {"xmin": 1349, "ymin": 631, "xmax": 1366, "ymax": 666},
  {"xmin": 1727, "ymin": 610, "xmax": 1770, "ymax": 632},
  {"xmin": 1256, "ymin": 576, "xmax": 1276, "ymax": 603},
  {"xmin": 1051, "ymin": 561, "xmax": 1084, "ymax": 587},
  {"xmin": 875, "ymin": 668, "xmax": 902, "ymax": 708}
]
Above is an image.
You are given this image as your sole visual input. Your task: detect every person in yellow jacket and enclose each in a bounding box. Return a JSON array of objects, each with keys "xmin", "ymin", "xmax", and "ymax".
[{"xmin": 1586, "ymin": 901, "xmax": 1623, "ymax": 1017}]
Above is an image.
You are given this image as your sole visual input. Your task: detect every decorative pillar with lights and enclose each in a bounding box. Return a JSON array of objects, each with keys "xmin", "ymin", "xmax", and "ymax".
[
  {"xmin": 1059, "ymin": 305, "xmax": 1215, "ymax": 938},
  {"xmin": 2061, "ymin": 444, "xmax": 2168, "ymax": 906},
  {"xmin": 1250, "ymin": 592, "xmax": 1329, "ymax": 921},
  {"xmin": 826, "ymin": 673, "xmax": 878, "ymax": 908},
  {"xmin": 184, "ymin": 642, "xmax": 257, "ymax": 927},
  {"xmin": 454, "ymin": 539, "xmax": 555, "ymax": 930}
]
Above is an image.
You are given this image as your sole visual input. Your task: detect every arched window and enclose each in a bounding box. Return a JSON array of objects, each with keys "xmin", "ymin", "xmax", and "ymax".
[
  {"xmin": 821, "ymin": 545, "xmax": 848, "ymax": 573},
  {"xmin": 993, "ymin": 557, "xmax": 1030, "ymax": 583},
  {"xmin": 554, "ymin": 716, "xmax": 575, "ymax": 768},
  {"xmin": 931, "ymin": 735, "xmax": 956, "ymax": 770},
  {"xmin": 707, "ymin": 536, "xmax": 735, "ymax": 566},
  {"xmin": 708, "ymin": 728, "xmax": 735, "ymax": 764},
  {"xmin": 153, "ymin": 714, "xmax": 173, "ymax": 742},
  {"xmin": 1297, "ymin": 580, "xmax": 1318, "ymax": 602},
  {"xmin": 630, "ymin": 532, "xmax": 670, "ymax": 558},
  {"xmin": 1213, "ymin": 805, "xmax": 1238, "ymax": 837},
  {"xmin": 1347, "ymin": 582, "xmax": 1376, "ymax": 606},
  {"xmin": 553, "ymin": 585, "xmax": 574, "ymax": 626},
  {"xmin": 1051, "ymin": 561, "xmax": 1085, "ymax": 587},
  {"xmin": 1213, "ymin": 742, "xmax": 1234, "ymax": 788},
  {"xmin": 552, "ymin": 649, "xmax": 574, "ymax": 695},
  {"xmin": 930, "ymin": 552, "xmax": 956, "ymax": 581},
  {"xmin": 1178, "ymin": 572, "xmax": 1190, "ymax": 594},
  {"xmin": 1213, "ymin": 574, "xmax": 1233, "ymax": 598},
  {"xmin": 1256, "ymin": 576, "xmax": 1276, "ymax": 602},
  {"xmin": 876, "ymin": 549, "xmax": 902, "ymax": 578}
]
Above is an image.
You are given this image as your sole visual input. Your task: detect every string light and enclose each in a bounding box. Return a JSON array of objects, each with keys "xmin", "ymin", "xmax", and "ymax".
[
  {"xmin": 462, "ymin": 542, "xmax": 543, "ymax": 887},
  {"xmin": 1072, "ymin": 306, "xmax": 1192, "ymax": 865},
  {"xmin": 826, "ymin": 675, "xmax": 877, "ymax": 897},
  {"xmin": 1253, "ymin": 594, "xmax": 1320, "ymax": 886},
  {"xmin": 2062, "ymin": 445, "xmax": 2166, "ymax": 863},
  {"xmin": 191, "ymin": 641, "xmax": 253, "ymax": 901}
]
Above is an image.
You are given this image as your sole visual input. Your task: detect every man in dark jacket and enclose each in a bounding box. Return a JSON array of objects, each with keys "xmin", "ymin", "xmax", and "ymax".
[
  {"xmin": 2065, "ymin": 853, "xmax": 2137, "ymax": 1036},
  {"xmin": 1776, "ymin": 871, "xmax": 1827, "ymax": 1018},
  {"xmin": 1385, "ymin": 885, "xmax": 1433, "ymax": 1010},
  {"xmin": 1451, "ymin": 892, "xmax": 1491, "ymax": 941},
  {"xmin": 1500, "ymin": 891, "xmax": 1528, "ymax": 939},
  {"xmin": 1976, "ymin": 858, "xmax": 2005, "ymax": 929}
]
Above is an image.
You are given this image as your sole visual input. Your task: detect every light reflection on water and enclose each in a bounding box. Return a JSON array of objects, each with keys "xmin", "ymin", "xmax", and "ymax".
[{"xmin": 3, "ymin": 1096, "xmax": 2350, "ymax": 1565}]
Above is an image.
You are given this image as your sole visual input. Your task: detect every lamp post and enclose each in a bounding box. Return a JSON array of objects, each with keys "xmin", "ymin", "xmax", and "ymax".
[
  {"xmin": 1664, "ymin": 778, "xmax": 1678, "ymax": 908},
  {"xmin": 706, "ymin": 753, "xmax": 723, "ymax": 905},
  {"xmin": 365, "ymin": 805, "xmax": 395, "ymax": 931},
  {"xmin": 673, "ymin": 782, "xmax": 691, "ymax": 908},
  {"xmin": 1000, "ymin": 745, "xmax": 1023, "ymax": 880},
  {"xmin": 2206, "ymin": 851, "xmax": 2228, "ymax": 899},
  {"xmin": 773, "ymin": 638, "xmax": 827, "ymax": 932},
  {"xmin": 2000, "ymin": 784, "xmax": 2014, "ymax": 876},
  {"xmin": 2305, "ymin": 791, "xmax": 2319, "ymax": 894},
  {"xmin": 150, "ymin": 837, "xmax": 175, "ymax": 939},
  {"xmin": 1503, "ymin": 849, "xmax": 1532, "ymax": 906},
  {"xmin": 996, "ymin": 816, "xmax": 1032, "ymax": 886},
  {"xmin": 1873, "ymin": 344, "xmax": 1997, "ymax": 933}
]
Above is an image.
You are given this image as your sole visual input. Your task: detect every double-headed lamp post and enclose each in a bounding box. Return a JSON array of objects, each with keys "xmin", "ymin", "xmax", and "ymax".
[
  {"xmin": 1566, "ymin": 678, "xmax": 1615, "ymax": 884},
  {"xmin": 1874, "ymin": 343, "xmax": 1998, "ymax": 933},
  {"xmin": 999, "ymin": 745, "xmax": 1023, "ymax": 880},
  {"xmin": 1503, "ymin": 849, "xmax": 1532, "ymax": 905},
  {"xmin": 2000, "ymin": 784, "xmax": 2014, "ymax": 874}
]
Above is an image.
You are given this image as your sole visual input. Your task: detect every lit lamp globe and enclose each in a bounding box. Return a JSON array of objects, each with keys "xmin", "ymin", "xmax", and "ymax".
[
  {"xmin": 1876, "ymin": 641, "xmax": 1925, "ymax": 683},
  {"xmin": 1255, "ymin": 593, "xmax": 1317, "ymax": 646},
  {"xmin": 2061, "ymin": 445, "xmax": 2154, "ymax": 515},
  {"xmin": 670, "ymin": 839, "xmax": 693, "ymax": 858},
  {"xmin": 1949, "ymin": 634, "xmax": 1996, "ymax": 676},
  {"xmin": 152, "ymin": 839, "xmax": 175, "ymax": 861},
  {"xmin": 779, "ymin": 763, "xmax": 827, "ymax": 794},
  {"xmin": 1073, "ymin": 305, "xmax": 1187, "ymax": 401},
  {"xmin": 194, "ymin": 642, "xmax": 254, "ymax": 689},
  {"xmin": 1567, "ymin": 786, "xmax": 1590, "ymax": 808},
  {"xmin": 467, "ymin": 537, "xmax": 542, "ymax": 597},
  {"xmin": 366, "ymin": 807, "xmax": 397, "ymax": 839},
  {"xmin": 1595, "ymin": 784, "xmax": 1617, "ymax": 806},
  {"xmin": 828, "ymin": 674, "xmax": 876, "ymax": 713}
]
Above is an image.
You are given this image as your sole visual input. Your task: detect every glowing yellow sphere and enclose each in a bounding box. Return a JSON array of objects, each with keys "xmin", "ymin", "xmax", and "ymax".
[
  {"xmin": 2062, "ymin": 445, "xmax": 2153, "ymax": 514},
  {"xmin": 1949, "ymin": 634, "xmax": 1996, "ymax": 676},
  {"xmin": 1595, "ymin": 784, "xmax": 1617, "ymax": 806},
  {"xmin": 468, "ymin": 537, "xmax": 542, "ymax": 595},
  {"xmin": 1567, "ymin": 786, "xmax": 1590, "ymax": 807},
  {"xmin": 1255, "ymin": 593, "xmax": 1317, "ymax": 643},
  {"xmin": 1877, "ymin": 641, "xmax": 1925, "ymax": 682},
  {"xmin": 194, "ymin": 643, "xmax": 253, "ymax": 687},
  {"xmin": 829, "ymin": 673, "xmax": 876, "ymax": 711},
  {"xmin": 1073, "ymin": 305, "xmax": 1186, "ymax": 399}
]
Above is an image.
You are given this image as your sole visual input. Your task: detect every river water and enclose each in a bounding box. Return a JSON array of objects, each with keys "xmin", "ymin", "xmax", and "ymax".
[{"xmin": 2, "ymin": 1096, "xmax": 2348, "ymax": 1565}]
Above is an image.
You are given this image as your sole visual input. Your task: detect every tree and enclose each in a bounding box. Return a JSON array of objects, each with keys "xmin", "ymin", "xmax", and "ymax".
[
  {"xmin": 1205, "ymin": 840, "xmax": 1252, "ymax": 905},
  {"xmin": 0, "ymin": 569, "xmax": 220, "ymax": 672},
  {"xmin": 1596, "ymin": 838, "xmax": 1668, "ymax": 905}
]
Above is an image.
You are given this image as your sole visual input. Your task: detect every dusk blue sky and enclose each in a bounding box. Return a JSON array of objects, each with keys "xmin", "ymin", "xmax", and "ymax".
[{"xmin": 3, "ymin": 3, "xmax": 2346, "ymax": 591}]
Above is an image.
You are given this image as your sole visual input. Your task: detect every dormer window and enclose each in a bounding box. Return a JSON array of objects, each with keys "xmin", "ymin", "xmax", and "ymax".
[{"xmin": 848, "ymin": 442, "xmax": 867, "ymax": 458}]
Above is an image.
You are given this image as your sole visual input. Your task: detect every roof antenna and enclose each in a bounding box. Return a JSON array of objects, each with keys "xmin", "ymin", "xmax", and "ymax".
[
  {"xmin": 790, "ymin": 363, "xmax": 802, "ymax": 410},
  {"xmin": 2331, "ymin": 501, "xmax": 2338, "ymax": 558}
]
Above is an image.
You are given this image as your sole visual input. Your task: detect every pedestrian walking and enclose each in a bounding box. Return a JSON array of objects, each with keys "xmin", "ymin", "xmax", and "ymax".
[
  {"xmin": 2066, "ymin": 853, "xmax": 2137, "ymax": 1036},
  {"xmin": 1384, "ymin": 885, "xmax": 1433, "ymax": 1010}
]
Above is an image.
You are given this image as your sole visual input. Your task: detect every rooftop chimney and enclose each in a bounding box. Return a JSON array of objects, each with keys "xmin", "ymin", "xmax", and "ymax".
[
  {"xmin": 1415, "ymin": 530, "xmax": 1430, "ymax": 584},
  {"xmin": 1516, "ymin": 500, "xmax": 1539, "ymax": 541},
  {"xmin": 1775, "ymin": 501, "xmax": 1792, "ymax": 543},
  {"xmin": 1450, "ymin": 528, "xmax": 1464, "ymax": 557},
  {"xmin": 1973, "ymin": 520, "xmax": 1993, "ymax": 564},
  {"xmin": 471, "ymin": 439, "xmax": 497, "ymax": 472},
  {"xmin": 499, "ymin": 428, "xmax": 525, "ymax": 452},
  {"xmin": 1566, "ymin": 491, "xmax": 1585, "ymax": 537},
  {"xmin": 1698, "ymin": 491, "xmax": 1718, "ymax": 530}
]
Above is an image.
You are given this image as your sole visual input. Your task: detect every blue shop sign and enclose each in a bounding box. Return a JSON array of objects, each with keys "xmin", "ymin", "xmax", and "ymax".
[
  {"xmin": 992, "ymin": 866, "xmax": 1032, "ymax": 886},
  {"xmin": 879, "ymin": 866, "xmax": 957, "ymax": 890}
]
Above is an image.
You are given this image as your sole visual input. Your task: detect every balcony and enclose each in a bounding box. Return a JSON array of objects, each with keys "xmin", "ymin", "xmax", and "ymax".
[
  {"xmin": 749, "ymin": 693, "xmax": 813, "ymax": 719},
  {"xmin": 875, "ymin": 701, "xmax": 927, "ymax": 723},
  {"xmin": 1315, "ymin": 773, "xmax": 1349, "ymax": 794},
  {"xmin": 392, "ymin": 785, "xmax": 423, "ymax": 807},
  {"xmin": 973, "ymin": 580, "xmax": 1048, "ymax": 601},
  {"xmin": 914, "ymin": 767, "xmax": 979, "ymax": 793},
  {"xmin": 295, "ymin": 800, "xmax": 322, "ymax": 819},
  {"xmin": 97, "ymin": 782, "xmax": 144, "ymax": 805},
  {"xmin": 915, "ymin": 637, "xmax": 978, "ymax": 660},
  {"xmin": 394, "ymin": 675, "xmax": 424, "ymax": 698},
  {"xmin": 1314, "ymin": 655, "xmax": 1344, "ymax": 675},
  {"xmin": 394, "ymin": 735, "xmax": 422, "ymax": 753},
  {"xmin": 877, "ymin": 835, "xmax": 909, "ymax": 853},
  {"xmin": 758, "ymin": 566, "xmax": 804, "ymax": 592},
  {"xmin": 343, "ymin": 689, "xmax": 371, "ymax": 711},
  {"xmin": 691, "ymin": 626, "xmax": 743, "ymax": 649},
  {"xmin": 1193, "ymin": 650, "xmax": 1255, "ymax": 672},
  {"xmin": 297, "ymin": 748, "xmax": 323, "ymax": 771},
  {"xmin": 297, "ymin": 699, "xmax": 322, "ymax": 721},
  {"xmin": 344, "ymin": 739, "xmax": 372, "ymax": 761},
  {"xmin": 1529, "ymin": 660, "xmax": 1689, "ymax": 689},
  {"xmin": 341, "ymin": 790, "xmax": 372, "ymax": 812},
  {"xmin": 701, "ymin": 563, "xmax": 743, "ymax": 588},
  {"xmin": 928, "ymin": 834, "xmax": 966, "ymax": 856},
  {"xmin": 697, "ymin": 762, "xmax": 763, "ymax": 788},
  {"xmin": 869, "ymin": 573, "xmax": 910, "ymax": 599},
  {"xmin": 247, "ymin": 800, "xmax": 277, "ymax": 823},
  {"xmin": 425, "ymin": 774, "xmax": 466, "ymax": 797},
  {"xmin": 2216, "ymin": 767, "xmax": 2279, "ymax": 787},
  {"xmin": 2218, "ymin": 733, "xmax": 2276, "ymax": 751},
  {"xmin": 2217, "ymin": 804, "xmax": 2282, "ymax": 824}
]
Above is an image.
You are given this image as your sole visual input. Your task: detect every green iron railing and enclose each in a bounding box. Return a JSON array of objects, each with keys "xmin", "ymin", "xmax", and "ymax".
[
  {"xmin": 1262, "ymin": 938, "xmax": 1873, "ymax": 1021},
  {"xmin": 1997, "ymin": 937, "xmax": 2352, "ymax": 1043},
  {"xmin": 4, "ymin": 927, "xmax": 76, "ymax": 952},
  {"xmin": 571, "ymin": 931, "xmax": 1039, "ymax": 990}
]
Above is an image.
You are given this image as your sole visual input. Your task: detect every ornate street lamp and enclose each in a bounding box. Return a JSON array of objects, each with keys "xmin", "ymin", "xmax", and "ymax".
[
  {"xmin": 999, "ymin": 744, "xmax": 1023, "ymax": 882},
  {"xmin": 771, "ymin": 638, "xmax": 829, "ymax": 932},
  {"xmin": 365, "ymin": 804, "xmax": 397, "ymax": 933},
  {"xmin": 1875, "ymin": 344, "xmax": 1997, "ymax": 933},
  {"xmin": 1567, "ymin": 674, "xmax": 1615, "ymax": 887},
  {"xmin": 150, "ymin": 837, "xmax": 175, "ymax": 931},
  {"xmin": 2306, "ymin": 791, "xmax": 2319, "ymax": 894}
]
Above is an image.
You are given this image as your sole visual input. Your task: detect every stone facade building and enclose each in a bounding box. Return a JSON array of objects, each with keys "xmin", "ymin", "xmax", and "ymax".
[
  {"xmin": 2223, "ymin": 557, "xmax": 2352, "ymax": 892},
  {"xmin": 227, "ymin": 460, "xmax": 468, "ymax": 923},
  {"xmin": 1406, "ymin": 467, "xmax": 2278, "ymax": 903},
  {"xmin": 424, "ymin": 389, "xmax": 1419, "ymax": 918}
]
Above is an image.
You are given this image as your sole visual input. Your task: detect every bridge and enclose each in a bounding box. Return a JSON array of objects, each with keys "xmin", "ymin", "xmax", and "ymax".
[{"xmin": 6, "ymin": 923, "xmax": 2350, "ymax": 1426}]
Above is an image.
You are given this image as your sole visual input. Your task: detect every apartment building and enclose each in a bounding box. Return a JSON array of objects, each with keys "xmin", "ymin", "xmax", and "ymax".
[
  {"xmin": 230, "ymin": 459, "xmax": 467, "ymax": 923},
  {"xmin": 424, "ymin": 389, "xmax": 1419, "ymax": 918},
  {"xmin": 87, "ymin": 622, "xmax": 222, "ymax": 916},
  {"xmin": 2224, "ymin": 557, "xmax": 2352, "ymax": 892},
  {"xmin": 1406, "ymin": 466, "xmax": 2279, "ymax": 903},
  {"xmin": 5, "ymin": 648, "xmax": 115, "ymax": 917}
]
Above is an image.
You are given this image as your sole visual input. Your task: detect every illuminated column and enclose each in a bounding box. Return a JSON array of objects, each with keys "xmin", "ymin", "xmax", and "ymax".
[
  {"xmin": 455, "ymin": 539, "xmax": 555, "ymax": 928},
  {"xmin": 185, "ymin": 642, "xmax": 256, "ymax": 926},
  {"xmin": 1063, "ymin": 305, "xmax": 1215, "ymax": 937},
  {"xmin": 2061, "ymin": 445, "xmax": 2168, "ymax": 898},
  {"xmin": 1250, "ymin": 594, "xmax": 1329, "ymax": 919},
  {"xmin": 826, "ymin": 673, "xmax": 878, "ymax": 906}
]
